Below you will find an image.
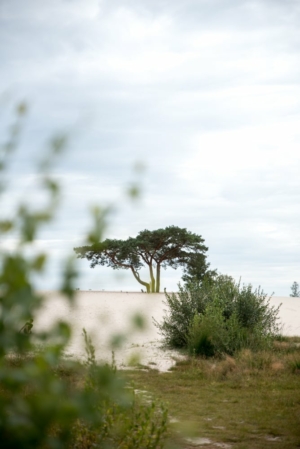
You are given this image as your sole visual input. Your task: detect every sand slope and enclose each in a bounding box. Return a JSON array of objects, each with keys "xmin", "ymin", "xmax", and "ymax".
[{"xmin": 35, "ymin": 292, "xmax": 300, "ymax": 371}]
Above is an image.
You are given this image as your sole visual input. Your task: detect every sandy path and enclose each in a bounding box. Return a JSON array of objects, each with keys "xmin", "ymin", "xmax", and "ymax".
[{"xmin": 35, "ymin": 292, "xmax": 300, "ymax": 371}]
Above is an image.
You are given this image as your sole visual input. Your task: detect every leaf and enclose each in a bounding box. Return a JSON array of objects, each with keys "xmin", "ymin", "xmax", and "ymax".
[
  {"xmin": 0, "ymin": 220, "xmax": 13, "ymax": 233},
  {"xmin": 31, "ymin": 253, "xmax": 47, "ymax": 272}
]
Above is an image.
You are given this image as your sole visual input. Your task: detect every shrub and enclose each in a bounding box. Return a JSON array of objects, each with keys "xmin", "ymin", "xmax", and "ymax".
[
  {"xmin": 187, "ymin": 314, "xmax": 216, "ymax": 357},
  {"xmin": 155, "ymin": 275, "xmax": 281, "ymax": 356},
  {"xmin": 153, "ymin": 282, "xmax": 211, "ymax": 348}
]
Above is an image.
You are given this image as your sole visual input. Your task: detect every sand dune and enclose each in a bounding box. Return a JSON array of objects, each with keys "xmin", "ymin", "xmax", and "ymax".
[{"xmin": 35, "ymin": 292, "xmax": 300, "ymax": 371}]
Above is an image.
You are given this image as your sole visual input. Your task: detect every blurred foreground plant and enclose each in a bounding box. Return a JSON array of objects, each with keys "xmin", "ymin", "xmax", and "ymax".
[{"xmin": 0, "ymin": 102, "xmax": 167, "ymax": 448}]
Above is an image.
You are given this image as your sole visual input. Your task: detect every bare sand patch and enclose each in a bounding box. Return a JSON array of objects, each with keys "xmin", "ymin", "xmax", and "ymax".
[{"xmin": 35, "ymin": 292, "xmax": 300, "ymax": 371}]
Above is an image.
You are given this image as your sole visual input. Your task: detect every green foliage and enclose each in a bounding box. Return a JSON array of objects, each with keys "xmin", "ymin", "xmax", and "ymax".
[
  {"xmin": 290, "ymin": 281, "xmax": 300, "ymax": 297},
  {"xmin": 187, "ymin": 314, "xmax": 216, "ymax": 357},
  {"xmin": 0, "ymin": 103, "xmax": 168, "ymax": 448},
  {"xmin": 155, "ymin": 275, "xmax": 281, "ymax": 356},
  {"xmin": 74, "ymin": 226, "xmax": 212, "ymax": 293},
  {"xmin": 181, "ymin": 253, "xmax": 217, "ymax": 286},
  {"xmin": 153, "ymin": 282, "xmax": 211, "ymax": 347}
]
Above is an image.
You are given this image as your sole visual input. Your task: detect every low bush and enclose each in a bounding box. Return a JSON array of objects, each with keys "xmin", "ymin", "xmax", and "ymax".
[
  {"xmin": 155, "ymin": 275, "xmax": 281, "ymax": 357},
  {"xmin": 153, "ymin": 281, "xmax": 211, "ymax": 348}
]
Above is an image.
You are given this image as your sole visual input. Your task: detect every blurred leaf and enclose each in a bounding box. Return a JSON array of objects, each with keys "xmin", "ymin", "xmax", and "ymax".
[
  {"xmin": 34, "ymin": 211, "xmax": 52, "ymax": 223},
  {"xmin": 16, "ymin": 101, "xmax": 27, "ymax": 116},
  {"xmin": 31, "ymin": 253, "xmax": 47, "ymax": 272},
  {"xmin": 50, "ymin": 134, "xmax": 67, "ymax": 154},
  {"xmin": 20, "ymin": 213, "xmax": 37, "ymax": 242},
  {"xmin": 60, "ymin": 257, "xmax": 78, "ymax": 301},
  {"xmin": 43, "ymin": 177, "xmax": 60, "ymax": 197},
  {"xmin": 110, "ymin": 333, "xmax": 126, "ymax": 350},
  {"xmin": 126, "ymin": 183, "xmax": 141, "ymax": 200},
  {"xmin": 131, "ymin": 313, "xmax": 146, "ymax": 330},
  {"xmin": 86, "ymin": 205, "xmax": 111, "ymax": 244},
  {"xmin": 0, "ymin": 220, "xmax": 13, "ymax": 233}
]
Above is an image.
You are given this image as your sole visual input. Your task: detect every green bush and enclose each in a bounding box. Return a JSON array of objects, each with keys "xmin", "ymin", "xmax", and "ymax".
[
  {"xmin": 187, "ymin": 313, "xmax": 217, "ymax": 357},
  {"xmin": 187, "ymin": 303, "xmax": 243, "ymax": 356},
  {"xmin": 155, "ymin": 275, "xmax": 281, "ymax": 356},
  {"xmin": 153, "ymin": 281, "xmax": 211, "ymax": 347}
]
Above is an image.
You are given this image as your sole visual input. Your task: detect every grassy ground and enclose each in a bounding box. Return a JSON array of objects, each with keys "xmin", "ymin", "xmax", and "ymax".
[
  {"xmin": 3, "ymin": 338, "xmax": 300, "ymax": 448},
  {"xmin": 125, "ymin": 337, "xmax": 300, "ymax": 449}
]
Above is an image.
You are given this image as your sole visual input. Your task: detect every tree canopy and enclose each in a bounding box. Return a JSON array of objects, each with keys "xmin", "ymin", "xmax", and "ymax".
[
  {"xmin": 181, "ymin": 252, "xmax": 217, "ymax": 286},
  {"xmin": 74, "ymin": 226, "xmax": 214, "ymax": 293}
]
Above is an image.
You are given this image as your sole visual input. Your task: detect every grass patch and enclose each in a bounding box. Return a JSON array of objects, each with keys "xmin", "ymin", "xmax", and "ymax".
[
  {"xmin": 125, "ymin": 337, "xmax": 300, "ymax": 449},
  {"xmin": 3, "ymin": 338, "xmax": 300, "ymax": 448}
]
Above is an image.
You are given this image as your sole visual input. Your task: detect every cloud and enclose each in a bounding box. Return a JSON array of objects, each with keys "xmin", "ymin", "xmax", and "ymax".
[{"xmin": 0, "ymin": 0, "xmax": 299, "ymax": 295}]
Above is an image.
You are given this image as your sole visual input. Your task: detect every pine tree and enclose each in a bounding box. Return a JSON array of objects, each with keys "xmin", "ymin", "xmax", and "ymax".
[{"xmin": 290, "ymin": 281, "xmax": 300, "ymax": 297}]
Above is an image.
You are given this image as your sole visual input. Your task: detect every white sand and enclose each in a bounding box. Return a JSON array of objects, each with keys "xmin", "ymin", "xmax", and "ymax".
[
  {"xmin": 268, "ymin": 296, "xmax": 300, "ymax": 336},
  {"xmin": 35, "ymin": 292, "xmax": 300, "ymax": 372}
]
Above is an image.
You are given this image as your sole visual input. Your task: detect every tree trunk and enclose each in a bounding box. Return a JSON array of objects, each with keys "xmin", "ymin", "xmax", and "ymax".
[
  {"xmin": 131, "ymin": 267, "xmax": 150, "ymax": 293},
  {"xmin": 155, "ymin": 263, "xmax": 160, "ymax": 292},
  {"xmin": 149, "ymin": 263, "xmax": 156, "ymax": 293}
]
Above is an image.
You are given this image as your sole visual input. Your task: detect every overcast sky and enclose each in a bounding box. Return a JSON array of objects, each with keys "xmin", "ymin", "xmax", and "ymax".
[{"xmin": 1, "ymin": 0, "xmax": 299, "ymax": 295}]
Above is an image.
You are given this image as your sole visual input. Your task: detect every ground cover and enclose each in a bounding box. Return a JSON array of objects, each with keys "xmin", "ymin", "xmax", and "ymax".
[
  {"xmin": 125, "ymin": 337, "xmax": 300, "ymax": 449},
  {"xmin": 2, "ymin": 338, "xmax": 300, "ymax": 448}
]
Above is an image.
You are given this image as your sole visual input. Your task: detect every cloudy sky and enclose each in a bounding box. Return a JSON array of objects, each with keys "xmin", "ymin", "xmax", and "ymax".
[{"xmin": 1, "ymin": 0, "xmax": 299, "ymax": 295}]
